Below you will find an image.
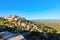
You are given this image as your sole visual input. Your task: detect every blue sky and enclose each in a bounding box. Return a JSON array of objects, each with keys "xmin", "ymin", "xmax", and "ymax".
[{"xmin": 0, "ymin": 0, "xmax": 60, "ymax": 20}]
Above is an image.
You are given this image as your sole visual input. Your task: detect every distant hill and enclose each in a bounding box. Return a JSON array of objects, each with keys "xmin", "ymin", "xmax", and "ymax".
[{"xmin": 31, "ymin": 19, "xmax": 60, "ymax": 23}]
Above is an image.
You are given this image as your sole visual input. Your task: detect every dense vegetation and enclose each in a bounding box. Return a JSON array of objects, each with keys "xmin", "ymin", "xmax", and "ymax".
[{"xmin": 32, "ymin": 20, "xmax": 60, "ymax": 33}]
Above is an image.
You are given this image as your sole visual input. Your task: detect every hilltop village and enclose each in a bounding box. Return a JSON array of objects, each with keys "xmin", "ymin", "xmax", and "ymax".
[{"xmin": 0, "ymin": 15, "xmax": 58, "ymax": 40}]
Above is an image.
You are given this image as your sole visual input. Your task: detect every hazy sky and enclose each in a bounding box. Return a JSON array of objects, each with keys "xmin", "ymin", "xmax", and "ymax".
[{"xmin": 0, "ymin": 0, "xmax": 60, "ymax": 19}]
